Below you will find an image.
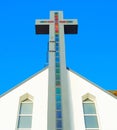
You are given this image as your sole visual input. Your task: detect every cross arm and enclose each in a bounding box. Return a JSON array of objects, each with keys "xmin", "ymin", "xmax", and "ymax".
[
  {"xmin": 60, "ymin": 19, "xmax": 78, "ymax": 34},
  {"xmin": 35, "ymin": 19, "xmax": 51, "ymax": 34}
]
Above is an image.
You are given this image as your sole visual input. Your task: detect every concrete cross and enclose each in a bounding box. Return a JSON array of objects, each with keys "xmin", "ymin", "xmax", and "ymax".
[
  {"xmin": 35, "ymin": 11, "xmax": 78, "ymax": 34},
  {"xmin": 35, "ymin": 11, "xmax": 78, "ymax": 67}
]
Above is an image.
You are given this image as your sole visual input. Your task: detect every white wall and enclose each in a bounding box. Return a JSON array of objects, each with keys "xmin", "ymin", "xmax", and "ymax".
[
  {"xmin": 1, "ymin": 69, "xmax": 117, "ymax": 130},
  {"xmin": 68, "ymin": 70, "xmax": 117, "ymax": 130},
  {"xmin": 0, "ymin": 69, "xmax": 48, "ymax": 130}
]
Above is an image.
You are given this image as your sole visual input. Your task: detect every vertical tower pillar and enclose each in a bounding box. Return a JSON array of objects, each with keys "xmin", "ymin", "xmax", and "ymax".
[{"xmin": 35, "ymin": 11, "xmax": 78, "ymax": 130}]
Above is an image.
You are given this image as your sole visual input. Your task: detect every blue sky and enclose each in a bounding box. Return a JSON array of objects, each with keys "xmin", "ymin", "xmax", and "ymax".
[{"xmin": 0, "ymin": 0, "xmax": 117, "ymax": 95}]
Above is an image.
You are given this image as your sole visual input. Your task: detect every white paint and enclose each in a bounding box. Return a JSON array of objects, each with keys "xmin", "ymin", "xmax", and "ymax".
[
  {"xmin": 0, "ymin": 68, "xmax": 117, "ymax": 130},
  {"xmin": 68, "ymin": 70, "xmax": 117, "ymax": 130},
  {"xmin": 0, "ymin": 69, "xmax": 48, "ymax": 130}
]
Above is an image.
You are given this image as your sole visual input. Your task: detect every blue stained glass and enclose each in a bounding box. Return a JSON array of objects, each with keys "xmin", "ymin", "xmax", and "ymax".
[
  {"xmin": 56, "ymin": 52, "xmax": 60, "ymax": 57},
  {"xmin": 55, "ymin": 34, "xmax": 59, "ymax": 37},
  {"xmin": 56, "ymin": 75, "xmax": 60, "ymax": 80},
  {"xmin": 56, "ymin": 63, "xmax": 60, "ymax": 67},
  {"xmin": 56, "ymin": 46, "xmax": 59, "ymax": 51},
  {"xmin": 55, "ymin": 36, "xmax": 59, "ymax": 39},
  {"xmin": 56, "ymin": 73, "xmax": 60, "ymax": 76},
  {"xmin": 56, "ymin": 95, "xmax": 61, "ymax": 102},
  {"xmin": 56, "ymin": 68, "xmax": 60, "ymax": 73},
  {"xmin": 56, "ymin": 57, "xmax": 60, "ymax": 62},
  {"xmin": 55, "ymin": 37, "xmax": 59, "ymax": 41},
  {"xmin": 55, "ymin": 38, "xmax": 59, "ymax": 41},
  {"xmin": 56, "ymin": 43, "xmax": 59, "ymax": 46},
  {"xmin": 56, "ymin": 120, "xmax": 62, "ymax": 128},
  {"xmin": 56, "ymin": 77, "xmax": 60, "ymax": 81},
  {"xmin": 56, "ymin": 42, "xmax": 59, "ymax": 44},
  {"xmin": 56, "ymin": 111, "xmax": 62, "ymax": 118},
  {"xmin": 56, "ymin": 46, "xmax": 59, "ymax": 49},
  {"xmin": 56, "ymin": 88, "xmax": 61, "ymax": 94},
  {"xmin": 56, "ymin": 103, "xmax": 61, "ymax": 110}
]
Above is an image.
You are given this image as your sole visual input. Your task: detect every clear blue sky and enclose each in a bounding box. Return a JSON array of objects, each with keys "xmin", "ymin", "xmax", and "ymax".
[{"xmin": 0, "ymin": 0, "xmax": 117, "ymax": 95}]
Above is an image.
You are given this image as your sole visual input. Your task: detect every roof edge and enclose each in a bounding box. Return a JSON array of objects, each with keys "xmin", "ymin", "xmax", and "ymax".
[
  {"xmin": 67, "ymin": 67, "xmax": 117, "ymax": 99},
  {"xmin": 1, "ymin": 66, "xmax": 116, "ymax": 99},
  {"xmin": 0, "ymin": 67, "xmax": 48, "ymax": 98}
]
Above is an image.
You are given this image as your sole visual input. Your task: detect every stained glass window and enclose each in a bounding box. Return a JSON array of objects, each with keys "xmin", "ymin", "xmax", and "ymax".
[
  {"xmin": 56, "ymin": 120, "xmax": 62, "ymax": 128},
  {"xmin": 55, "ymin": 37, "xmax": 59, "ymax": 41},
  {"xmin": 56, "ymin": 75, "xmax": 60, "ymax": 80},
  {"xmin": 56, "ymin": 88, "xmax": 61, "ymax": 94},
  {"xmin": 56, "ymin": 95, "xmax": 61, "ymax": 102},
  {"xmin": 55, "ymin": 12, "xmax": 62, "ymax": 130},
  {"xmin": 56, "ymin": 63, "xmax": 60, "ymax": 67},
  {"xmin": 56, "ymin": 111, "xmax": 62, "ymax": 118},
  {"xmin": 56, "ymin": 68, "xmax": 60, "ymax": 73},
  {"xmin": 56, "ymin": 103, "xmax": 62, "ymax": 110}
]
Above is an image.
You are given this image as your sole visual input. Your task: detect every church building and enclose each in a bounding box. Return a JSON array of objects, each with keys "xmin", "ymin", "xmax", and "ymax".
[{"xmin": 0, "ymin": 11, "xmax": 117, "ymax": 130}]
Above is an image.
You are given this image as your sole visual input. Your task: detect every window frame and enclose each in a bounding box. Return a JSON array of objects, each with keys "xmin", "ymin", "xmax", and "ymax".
[
  {"xmin": 82, "ymin": 95, "xmax": 100, "ymax": 130},
  {"xmin": 17, "ymin": 94, "xmax": 33, "ymax": 130}
]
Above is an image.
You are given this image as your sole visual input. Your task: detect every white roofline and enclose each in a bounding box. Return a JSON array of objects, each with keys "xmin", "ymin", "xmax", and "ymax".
[
  {"xmin": 1, "ymin": 66, "xmax": 116, "ymax": 100},
  {"xmin": 67, "ymin": 67, "xmax": 117, "ymax": 99},
  {"xmin": 0, "ymin": 67, "xmax": 48, "ymax": 98}
]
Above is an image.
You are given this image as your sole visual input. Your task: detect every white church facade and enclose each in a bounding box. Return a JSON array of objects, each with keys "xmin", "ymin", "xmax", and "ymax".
[{"xmin": 0, "ymin": 11, "xmax": 117, "ymax": 130}]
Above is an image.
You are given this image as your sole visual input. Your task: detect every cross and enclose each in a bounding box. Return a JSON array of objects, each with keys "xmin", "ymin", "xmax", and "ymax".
[
  {"xmin": 35, "ymin": 11, "xmax": 78, "ymax": 130},
  {"xmin": 35, "ymin": 11, "xmax": 78, "ymax": 34},
  {"xmin": 35, "ymin": 11, "xmax": 78, "ymax": 69}
]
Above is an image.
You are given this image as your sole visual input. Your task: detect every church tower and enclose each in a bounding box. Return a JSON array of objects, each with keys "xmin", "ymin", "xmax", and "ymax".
[
  {"xmin": 36, "ymin": 11, "xmax": 78, "ymax": 130},
  {"xmin": 1, "ymin": 11, "xmax": 117, "ymax": 130}
]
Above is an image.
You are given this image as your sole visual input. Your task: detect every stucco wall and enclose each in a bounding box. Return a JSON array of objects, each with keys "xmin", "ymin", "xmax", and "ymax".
[
  {"xmin": 68, "ymin": 70, "xmax": 117, "ymax": 130},
  {"xmin": 0, "ymin": 69, "xmax": 117, "ymax": 130},
  {"xmin": 0, "ymin": 69, "xmax": 48, "ymax": 130}
]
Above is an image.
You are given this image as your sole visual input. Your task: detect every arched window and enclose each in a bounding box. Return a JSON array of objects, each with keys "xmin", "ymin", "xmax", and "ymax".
[
  {"xmin": 17, "ymin": 98, "xmax": 33, "ymax": 129},
  {"xmin": 83, "ymin": 98, "xmax": 99, "ymax": 130}
]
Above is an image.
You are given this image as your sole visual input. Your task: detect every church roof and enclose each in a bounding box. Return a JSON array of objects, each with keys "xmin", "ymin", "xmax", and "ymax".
[{"xmin": 108, "ymin": 90, "xmax": 117, "ymax": 96}]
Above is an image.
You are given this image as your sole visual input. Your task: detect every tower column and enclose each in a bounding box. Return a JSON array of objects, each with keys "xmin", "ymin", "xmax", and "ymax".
[{"xmin": 35, "ymin": 11, "xmax": 78, "ymax": 130}]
